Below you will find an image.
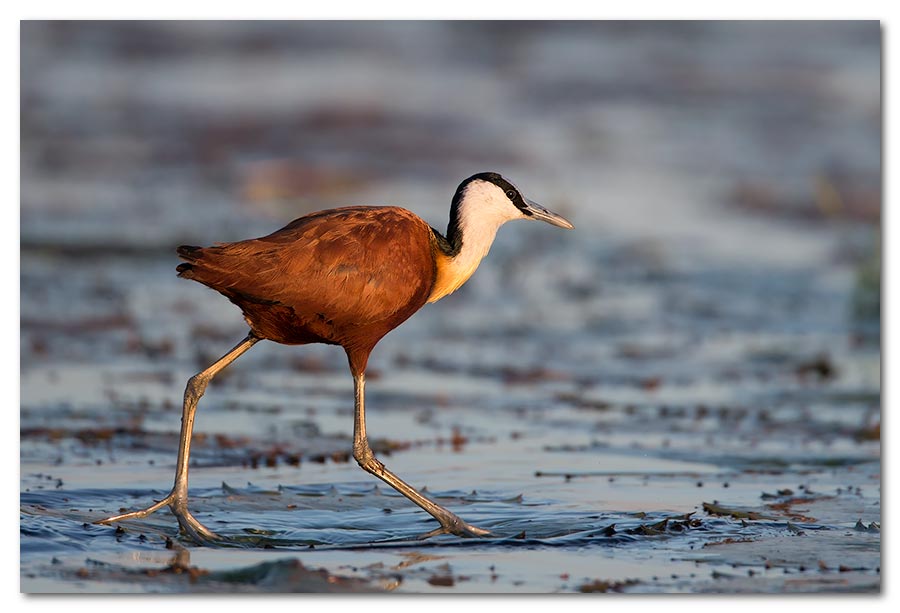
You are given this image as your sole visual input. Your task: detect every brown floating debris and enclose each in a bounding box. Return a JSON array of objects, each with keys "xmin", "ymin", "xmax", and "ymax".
[
  {"xmin": 450, "ymin": 427, "xmax": 468, "ymax": 452},
  {"xmin": 702, "ymin": 502, "xmax": 775, "ymax": 521},
  {"xmin": 764, "ymin": 496, "xmax": 828, "ymax": 523},
  {"xmin": 794, "ymin": 354, "xmax": 836, "ymax": 381},
  {"xmin": 331, "ymin": 450, "xmax": 350, "ymax": 463},
  {"xmin": 854, "ymin": 423, "xmax": 880, "ymax": 441},
  {"xmin": 639, "ymin": 377, "xmax": 661, "ymax": 391},
  {"xmin": 578, "ymin": 578, "xmax": 639, "ymax": 593},
  {"xmin": 427, "ymin": 574, "xmax": 455, "ymax": 587}
]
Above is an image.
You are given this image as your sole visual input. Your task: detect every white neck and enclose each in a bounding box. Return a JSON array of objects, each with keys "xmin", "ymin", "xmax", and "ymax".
[{"xmin": 427, "ymin": 180, "xmax": 526, "ymax": 302}]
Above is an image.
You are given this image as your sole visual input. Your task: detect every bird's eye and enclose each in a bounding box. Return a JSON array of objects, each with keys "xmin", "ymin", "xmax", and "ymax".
[{"xmin": 505, "ymin": 190, "xmax": 516, "ymax": 200}]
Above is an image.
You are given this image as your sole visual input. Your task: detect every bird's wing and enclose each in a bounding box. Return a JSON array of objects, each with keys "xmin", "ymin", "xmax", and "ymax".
[{"xmin": 179, "ymin": 207, "xmax": 435, "ymax": 326}]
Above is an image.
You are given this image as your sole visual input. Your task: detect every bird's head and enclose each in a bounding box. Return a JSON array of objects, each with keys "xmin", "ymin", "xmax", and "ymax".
[
  {"xmin": 450, "ymin": 172, "xmax": 574, "ymax": 234},
  {"xmin": 429, "ymin": 172, "xmax": 574, "ymax": 302}
]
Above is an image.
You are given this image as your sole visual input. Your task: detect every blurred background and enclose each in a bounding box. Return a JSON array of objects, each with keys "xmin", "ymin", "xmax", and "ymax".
[{"xmin": 21, "ymin": 21, "xmax": 881, "ymax": 593}]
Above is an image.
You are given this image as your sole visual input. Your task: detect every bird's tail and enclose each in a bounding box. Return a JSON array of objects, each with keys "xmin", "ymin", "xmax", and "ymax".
[{"xmin": 175, "ymin": 245, "xmax": 204, "ymax": 278}]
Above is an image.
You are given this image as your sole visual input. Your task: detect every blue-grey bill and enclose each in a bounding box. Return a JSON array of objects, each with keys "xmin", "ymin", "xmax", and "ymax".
[{"xmin": 524, "ymin": 198, "xmax": 574, "ymax": 229}]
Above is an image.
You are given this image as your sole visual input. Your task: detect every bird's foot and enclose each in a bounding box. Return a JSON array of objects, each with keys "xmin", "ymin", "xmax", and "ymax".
[
  {"xmin": 96, "ymin": 492, "xmax": 220, "ymax": 544},
  {"xmin": 419, "ymin": 517, "xmax": 493, "ymax": 539}
]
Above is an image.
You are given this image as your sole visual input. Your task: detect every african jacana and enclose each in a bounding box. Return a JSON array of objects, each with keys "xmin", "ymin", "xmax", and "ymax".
[{"xmin": 98, "ymin": 171, "xmax": 573, "ymax": 540}]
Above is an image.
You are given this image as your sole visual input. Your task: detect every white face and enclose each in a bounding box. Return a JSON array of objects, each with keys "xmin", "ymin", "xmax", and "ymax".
[{"xmin": 456, "ymin": 179, "xmax": 530, "ymax": 231}]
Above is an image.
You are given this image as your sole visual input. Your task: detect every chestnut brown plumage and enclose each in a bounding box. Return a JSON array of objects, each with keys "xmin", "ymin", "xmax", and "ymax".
[
  {"xmin": 97, "ymin": 172, "xmax": 573, "ymax": 541},
  {"xmin": 175, "ymin": 207, "xmax": 435, "ymax": 373}
]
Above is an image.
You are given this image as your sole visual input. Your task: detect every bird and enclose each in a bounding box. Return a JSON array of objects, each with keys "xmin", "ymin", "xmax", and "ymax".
[{"xmin": 97, "ymin": 171, "xmax": 573, "ymax": 541}]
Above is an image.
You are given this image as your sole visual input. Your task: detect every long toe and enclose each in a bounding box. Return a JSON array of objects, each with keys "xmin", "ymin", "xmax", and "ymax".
[
  {"xmin": 419, "ymin": 519, "xmax": 493, "ymax": 540},
  {"xmin": 170, "ymin": 505, "xmax": 220, "ymax": 543},
  {"xmin": 453, "ymin": 522, "xmax": 493, "ymax": 538},
  {"xmin": 175, "ymin": 515, "xmax": 219, "ymax": 543},
  {"xmin": 455, "ymin": 524, "xmax": 494, "ymax": 536},
  {"xmin": 95, "ymin": 494, "xmax": 174, "ymax": 525}
]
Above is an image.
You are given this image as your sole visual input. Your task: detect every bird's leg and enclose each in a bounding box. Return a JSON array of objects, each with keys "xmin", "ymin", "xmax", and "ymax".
[
  {"xmin": 351, "ymin": 372, "xmax": 491, "ymax": 538},
  {"xmin": 97, "ymin": 334, "xmax": 260, "ymax": 541}
]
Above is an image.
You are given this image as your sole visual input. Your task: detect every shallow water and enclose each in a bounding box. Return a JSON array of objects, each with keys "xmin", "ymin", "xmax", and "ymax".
[{"xmin": 20, "ymin": 21, "xmax": 880, "ymax": 593}]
